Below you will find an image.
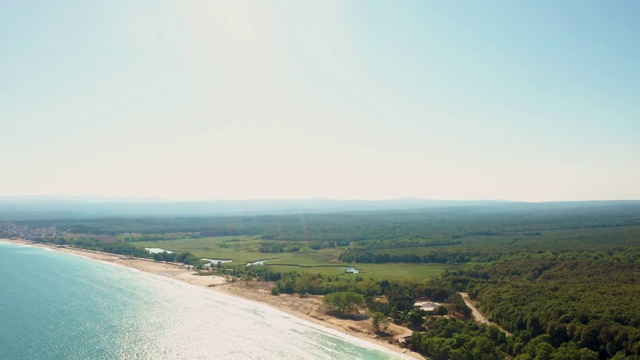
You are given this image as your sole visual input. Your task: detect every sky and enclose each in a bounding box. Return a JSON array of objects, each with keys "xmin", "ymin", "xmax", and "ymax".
[{"xmin": 1, "ymin": 1, "xmax": 639, "ymax": 202}]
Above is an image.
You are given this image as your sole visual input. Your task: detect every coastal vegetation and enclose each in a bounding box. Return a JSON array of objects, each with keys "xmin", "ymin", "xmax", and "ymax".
[
  {"xmin": 322, "ymin": 292, "xmax": 365, "ymax": 317},
  {"xmin": 25, "ymin": 236, "xmax": 201, "ymax": 266},
  {"xmin": 5, "ymin": 202, "xmax": 640, "ymax": 359},
  {"xmin": 371, "ymin": 312, "xmax": 389, "ymax": 333}
]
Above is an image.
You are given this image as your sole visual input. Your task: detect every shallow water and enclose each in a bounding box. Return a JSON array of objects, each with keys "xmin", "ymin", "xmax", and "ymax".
[{"xmin": 0, "ymin": 242, "xmax": 408, "ymax": 360}]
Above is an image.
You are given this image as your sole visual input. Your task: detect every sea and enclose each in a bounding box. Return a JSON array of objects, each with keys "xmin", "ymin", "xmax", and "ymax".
[{"xmin": 0, "ymin": 242, "xmax": 409, "ymax": 360}]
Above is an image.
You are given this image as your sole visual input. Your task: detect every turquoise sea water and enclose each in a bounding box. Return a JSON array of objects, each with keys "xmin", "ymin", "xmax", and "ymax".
[{"xmin": 0, "ymin": 242, "xmax": 408, "ymax": 360}]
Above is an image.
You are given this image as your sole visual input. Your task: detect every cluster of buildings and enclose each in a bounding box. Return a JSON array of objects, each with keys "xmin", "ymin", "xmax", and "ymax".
[{"xmin": 0, "ymin": 222, "xmax": 60, "ymax": 240}]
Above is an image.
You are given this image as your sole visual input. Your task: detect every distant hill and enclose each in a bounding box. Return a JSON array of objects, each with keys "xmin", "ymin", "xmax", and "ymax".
[{"xmin": 0, "ymin": 196, "xmax": 638, "ymax": 220}]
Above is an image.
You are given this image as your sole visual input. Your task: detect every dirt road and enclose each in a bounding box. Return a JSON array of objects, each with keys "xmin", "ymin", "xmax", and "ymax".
[{"xmin": 459, "ymin": 292, "xmax": 511, "ymax": 336}]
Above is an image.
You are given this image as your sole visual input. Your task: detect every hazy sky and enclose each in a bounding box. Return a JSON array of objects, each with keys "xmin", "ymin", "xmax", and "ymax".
[{"xmin": 1, "ymin": 1, "xmax": 639, "ymax": 201}]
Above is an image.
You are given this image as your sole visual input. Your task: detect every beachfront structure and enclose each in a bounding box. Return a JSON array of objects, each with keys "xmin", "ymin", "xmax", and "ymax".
[
  {"xmin": 414, "ymin": 301, "xmax": 441, "ymax": 312},
  {"xmin": 345, "ymin": 267, "xmax": 359, "ymax": 274},
  {"xmin": 200, "ymin": 259, "xmax": 232, "ymax": 267}
]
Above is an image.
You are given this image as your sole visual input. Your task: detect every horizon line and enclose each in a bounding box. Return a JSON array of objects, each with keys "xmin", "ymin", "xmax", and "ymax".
[{"xmin": 1, "ymin": 194, "xmax": 639, "ymax": 204}]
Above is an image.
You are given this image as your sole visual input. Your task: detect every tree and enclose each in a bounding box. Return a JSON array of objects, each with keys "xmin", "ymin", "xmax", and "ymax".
[
  {"xmin": 323, "ymin": 292, "xmax": 365, "ymax": 317},
  {"xmin": 372, "ymin": 312, "xmax": 390, "ymax": 333},
  {"xmin": 578, "ymin": 348, "xmax": 599, "ymax": 360},
  {"xmin": 435, "ymin": 306, "xmax": 449, "ymax": 316},
  {"xmin": 408, "ymin": 310, "xmax": 424, "ymax": 329},
  {"xmin": 294, "ymin": 276, "xmax": 309, "ymax": 296}
]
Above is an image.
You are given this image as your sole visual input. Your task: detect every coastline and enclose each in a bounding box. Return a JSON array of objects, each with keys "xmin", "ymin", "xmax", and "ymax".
[{"xmin": 0, "ymin": 239, "xmax": 424, "ymax": 360}]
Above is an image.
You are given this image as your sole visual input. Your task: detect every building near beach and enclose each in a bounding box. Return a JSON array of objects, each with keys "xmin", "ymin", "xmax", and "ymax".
[{"xmin": 414, "ymin": 301, "xmax": 440, "ymax": 312}]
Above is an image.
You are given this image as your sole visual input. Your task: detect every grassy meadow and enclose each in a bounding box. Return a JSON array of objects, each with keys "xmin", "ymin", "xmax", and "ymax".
[{"xmin": 131, "ymin": 235, "xmax": 451, "ymax": 279}]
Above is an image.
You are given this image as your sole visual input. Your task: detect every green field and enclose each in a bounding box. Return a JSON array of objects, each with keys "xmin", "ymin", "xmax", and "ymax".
[
  {"xmin": 269, "ymin": 263, "xmax": 450, "ymax": 280},
  {"xmin": 131, "ymin": 236, "xmax": 287, "ymax": 263},
  {"xmin": 268, "ymin": 251, "xmax": 341, "ymax": 266},
  {"xmin": 132, "ymin": 236, "xmax": 450, "ymax": 279},
  {"xmin": 352, "ymin": 263, "xmax": 451, "ymax": 279},
  {"xmin": 133, "ymin": 236, "xmax": 338, "ymax": 265}
]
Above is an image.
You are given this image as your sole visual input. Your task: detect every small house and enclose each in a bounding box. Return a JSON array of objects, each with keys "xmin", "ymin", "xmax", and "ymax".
[
  {"xmin": 345, "ymin": 267, "xmax": 359, "ymax": 274},
  {"xmin": 414, "ymin": 301, "xmax": 441, "ymax": 312}
]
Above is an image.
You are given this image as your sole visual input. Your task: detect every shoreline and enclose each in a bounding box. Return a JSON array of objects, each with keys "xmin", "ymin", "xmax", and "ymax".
[{"xmin": 0, "ymin": 239, "xmax": 424, "ymax": 360}]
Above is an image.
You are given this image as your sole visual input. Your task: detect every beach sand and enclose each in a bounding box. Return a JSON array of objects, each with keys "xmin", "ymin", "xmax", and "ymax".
[{"xmin": 1, "ymin": 239, "xmax": 424, "ymax": 359}]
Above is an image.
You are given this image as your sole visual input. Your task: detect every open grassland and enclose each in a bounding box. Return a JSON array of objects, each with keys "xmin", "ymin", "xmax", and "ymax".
[
  {"xmin": 269, "ymin": 251, "xmax": 450, "ymax": 279},
  {"xmin": 131, "ymin": 236, "xmax": 286, "ymax": 263},
  {"xmin": 267, "ymin": 265, "xmax": 348, "ymax": 277},
  {"xmin": 131, "ymin": 236, "xmax": 342, "ymax": 266},
  {"xmin": 132, "ymin": 236, "xmax": 450, "ymax": 279},
  {"xmin": 269, "ymin": 251, "xmax": 342, "ymax": 266},
  {"xmin": 354, "ymin": 263, "xmax": 450, "ymax": 280},
  {"xmin": 269, "ymin": 263, "xmax": 450, "ymax": 280}
]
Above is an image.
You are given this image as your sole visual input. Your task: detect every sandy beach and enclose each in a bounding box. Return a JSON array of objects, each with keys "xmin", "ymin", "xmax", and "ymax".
[{"xmin": 1, "ymin": 239, "xmax": 423, "ymax": 359}]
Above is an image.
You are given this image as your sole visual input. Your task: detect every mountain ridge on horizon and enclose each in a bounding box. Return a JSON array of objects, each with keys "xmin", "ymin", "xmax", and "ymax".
[
  {"xmin": 0, "ymin": 196, "xmax": 639, "ymax": 221},
  {"xmin": 2, "ymin": 194, "xmax": 637, "ymax": 203},
  {"xmin": 0, "ymin": 194, "xmax": 512, "ymax": 203}
]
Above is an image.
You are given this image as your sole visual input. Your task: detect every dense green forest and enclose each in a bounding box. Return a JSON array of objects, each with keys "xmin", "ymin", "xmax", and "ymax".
[
  {"xmin": 7, "ymin": 202, "xmax": 640, "ymax": 359},
  {"xmin": 440, "ymin": 249, "xmax": 640, "ymax": 359},
  {"xmin": 16, "ymin": 202, "xmax": 640, "ymax": 239}
]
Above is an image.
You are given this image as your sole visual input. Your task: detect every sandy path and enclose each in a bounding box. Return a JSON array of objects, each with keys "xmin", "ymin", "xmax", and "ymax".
[{"xmin": 459, "ymin": 292, "xmax": 511, "ymax": 335}]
